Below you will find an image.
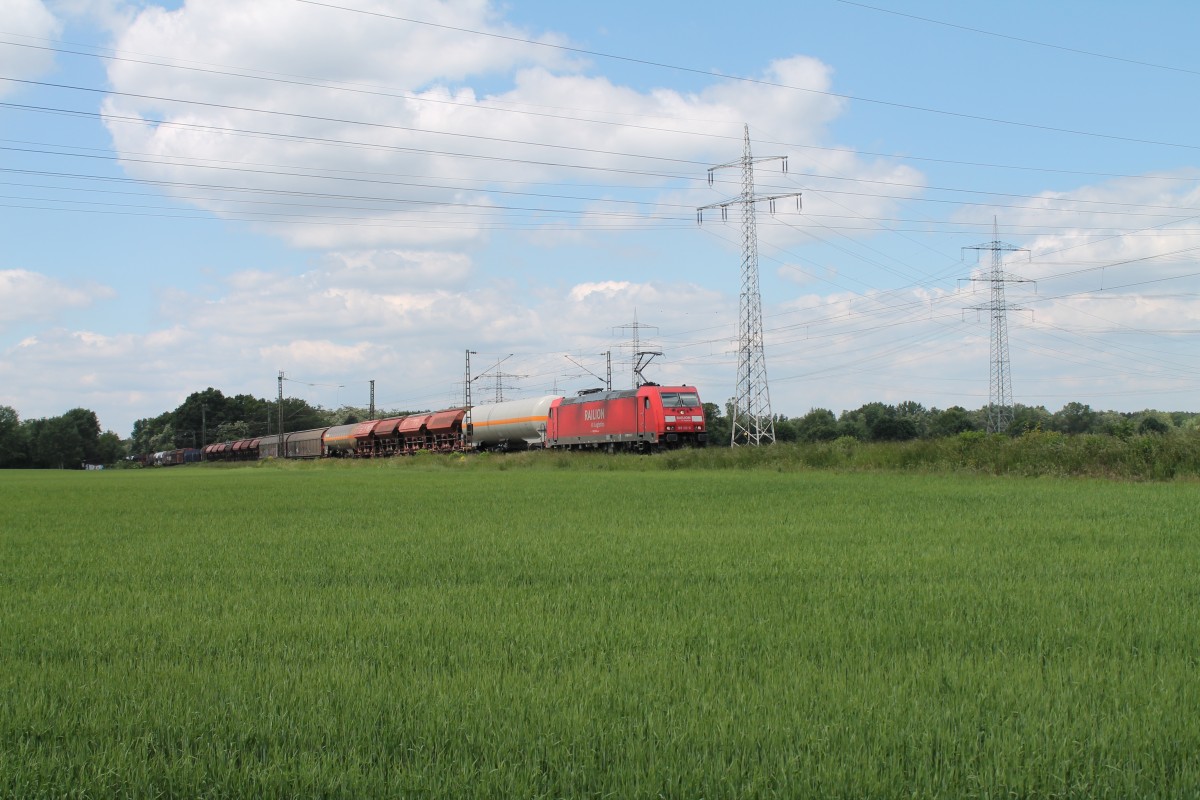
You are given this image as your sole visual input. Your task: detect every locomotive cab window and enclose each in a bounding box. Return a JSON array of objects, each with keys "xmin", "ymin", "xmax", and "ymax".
[{"xmin": 661, "ymin": 392, "xmax": 700, "ymax": 408}]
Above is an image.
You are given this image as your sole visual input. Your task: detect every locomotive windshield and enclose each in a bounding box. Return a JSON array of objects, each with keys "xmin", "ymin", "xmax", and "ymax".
[{"xmin": 660, "ymin": 392, "xmax": 700, "ymax": 408}]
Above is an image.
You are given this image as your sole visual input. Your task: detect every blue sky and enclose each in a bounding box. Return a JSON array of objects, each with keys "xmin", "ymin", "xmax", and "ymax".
[{"xmin": 3, "ymin": 0, "xmax": 1199, "ymax": 436}]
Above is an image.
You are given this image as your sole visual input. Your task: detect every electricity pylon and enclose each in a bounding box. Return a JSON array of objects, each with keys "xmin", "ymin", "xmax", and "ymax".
[
  {"xmin": 614, "ymin": 313, "xmax": 659, "ymax": 388},
  {"xmin": 963, "ymin": 219, "xmax": 1030, "ymax": 433},
  {"xmin": 698, "ymin": 124, "xmax": 801, "ymax": 446}
]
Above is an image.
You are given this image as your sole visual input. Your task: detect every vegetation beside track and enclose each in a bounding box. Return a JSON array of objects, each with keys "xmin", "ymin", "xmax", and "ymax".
[
  {"xmin": 226, "ymin": 426, "xmax": 1200, "ymax": 481},
  {"xmin": 659, "ymin": 428, "xmax": 1200, "ymax": 480}
]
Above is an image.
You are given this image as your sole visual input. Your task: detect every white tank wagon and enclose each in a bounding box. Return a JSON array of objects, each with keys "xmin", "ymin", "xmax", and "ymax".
[{"xmin": 469, "ymin": 395, "xmax": 558, "ymax": 451}]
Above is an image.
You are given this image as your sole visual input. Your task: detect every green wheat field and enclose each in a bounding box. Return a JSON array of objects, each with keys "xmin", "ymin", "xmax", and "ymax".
[{"xmin": 2, "ymin": 459, "xmax": 1198, "ymax": 798}]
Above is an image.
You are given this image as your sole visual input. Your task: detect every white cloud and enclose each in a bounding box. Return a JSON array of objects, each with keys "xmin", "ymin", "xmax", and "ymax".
[
  {"xmin": 0, "ymin": 260, "xmax": 738, "ymax": 433},
  {"xmin": 4, "ymin": 249, "xmax": 1193, "ymax": 436},
  {"xmin": 950, "ymin": 172, "xmax": 1200, "ymax": 338},
  {"xmin": 568, "ymin": 280, "xmax": 630, "ymax": 302},
  {"xmin": 47, "ymin": 0, "xmax": 142, "ymax": 32},
  {"xmin": 0, "ymin": 325, "xmax": 197, "ymax": 427},
  {"xmin": 258, "ymin": 339, "xmax": 383, "ymax": 372},
  {"xmin": 319, "ymin": 249, "xmax": 473, "ymax": 289},
  {"xmin": 0, "ymin": 270, "xmax": 115, "ymax": 329},
  {"xmin": 0, "ymin": 0, "xmax": 62, "ymax": 97},
  {"xmin": 96, "ymin": 1, "xmax": 921, "ymax": 253}
]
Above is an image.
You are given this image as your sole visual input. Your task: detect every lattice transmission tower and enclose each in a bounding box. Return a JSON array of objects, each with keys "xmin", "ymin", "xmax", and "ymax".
[
  {"xmin": 963, "ymin": 219, "xmax": 1030, "ymax": 434},
  {"xmin": 698, "ymin": 125, "xmax": 801, "ymax": 446},
  {"xmin": 614, "ymin": 313, "xmax": 660, "ymax": 388}
]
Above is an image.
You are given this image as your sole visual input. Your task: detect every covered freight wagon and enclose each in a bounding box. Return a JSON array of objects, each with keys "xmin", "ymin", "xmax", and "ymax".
[
  {"xmin": 350, "ymin": 420, "xmax": 382, "ymax": 456},
  {"xmin": 397, "ymin": 414, "xmax": 431, "ymax": 452},
  {"xmin": 425, "ymin": 408, "xmax": 466, "ymax": 450},
  {"xmin": 259, "ymin": 435, "xmax": 284, "ymax": 459},
  {"xmin": 285, "ymin": 428, "xmax": 327, "ymax": 459},
  {"xmin": 369, "ymin": 417, "xmax": 407, "ymax": 457}
]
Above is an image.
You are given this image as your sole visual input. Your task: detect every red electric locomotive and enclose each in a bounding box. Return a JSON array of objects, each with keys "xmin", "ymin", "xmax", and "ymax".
[{"xmin": 546, "ymin": 384, "xmax": 707, "ymax": 451}]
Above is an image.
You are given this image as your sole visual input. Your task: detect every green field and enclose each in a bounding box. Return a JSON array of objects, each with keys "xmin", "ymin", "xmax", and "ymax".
[{"xmin": 2, "ymin": 461, "xmax": 1198, "ymax": 798}]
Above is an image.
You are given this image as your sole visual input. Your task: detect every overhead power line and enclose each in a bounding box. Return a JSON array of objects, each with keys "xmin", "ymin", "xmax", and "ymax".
[
  {"xmin": 10, "ymin": 36, "xmax": 1200, "ymax": 186},
  {"xmin": 0, "ymin": 144, "xmax": 705, "ymax": 212},
  {"xmin": 4, "ymin": 78, "xmax": 716, "ymax": 167},
  {"xmin": 1, "ymin": 101, "xmax": 709, "ymax": 184},
  {"xmin": 290, "ymin": 0, "xmax": 1200, "ymax": 152},
  {"xmin": 12, "ymin": 133, "xmax": 1200, "ymax": 220},
  {"xmin": 0, "ymin": 38, "xmax": 748, "ymax": 140},
  {"xmin": 834, "ymin": 0, "xmax": 1200, "ymax": 77}
]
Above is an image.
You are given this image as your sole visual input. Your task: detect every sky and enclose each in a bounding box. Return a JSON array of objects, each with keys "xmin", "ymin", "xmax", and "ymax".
[{"xmin": 2, "ymin": 0, "xmax": 1199, "ymax": 437}]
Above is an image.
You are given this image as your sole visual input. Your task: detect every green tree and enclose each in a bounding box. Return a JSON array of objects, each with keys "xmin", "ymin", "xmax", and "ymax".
[
  {"xmin": 173, "ymin": 388, "xmax": 230, "ymax": 448},
  {"xmin": 895, "ymin": 401, "xmax": 930, "ymax": 438},
  {"xmin": 1009, "ymin": 404, "xmax": 1051, "ymax": 434},
  {"xmin": 130, "ymin": 412, "xmax": 170, "ymax": 456},
  {"xmin": 772, "ymin": 415, "xmax": 798, "ymax": 443},
  {"xmin": 62, "ymin": 408, "xmax": 103, "ymax": 463},
  {"xmin": 702, "ymin": 402, "xmax": 730, "ymax": 447},
  {"xmin": 213, "ymin": 420, "xmax": 252, "ymax": 443},
  {"xmin": 1097, "ymin": 411, "xmax": 1135, "ymax": 439},
  {"xmin": 871, "ymin": 415, "xmax": 919, "ymax": 441},
  {"xmin": 0, "ymin": 406, "xmax": 29, "ymax": 467},
  {"xmin": 226, "ymin": 394, "xmax": 271, "ymax": 435},
  {"xmin": 325, "ymin": 406, "xmax": 368, "ymax": 426},
  {"xmin": 1054, "ymin": 402, "xmax": 1098, "ymax": 435},
  {"xmin": 838, "ymin": 403, "xmax": 916, "ymax": 442},
  {"xmin": 278, "ymin": 397, "xmax": 329, "ymax": 433},
  {"xmin": 929, "ymin": 406, "xmax": 978, "ymax": 438},
  {"xmin": 96, "ymin": 431, "xmax": 126, "ymax": 465},
  {"xmin": 836, "ymin": 412, "xmax": 869, "ymax": 441},
  {"xmin": 794, "ymin": 408, "xmax": 839, "ymax": 442},
  {"xmin": 1137, "ymin": 415, "xmax": 1170, "ymax": 435},
  {"xmin": 33, "ymin": 415, "xmax": 85, "ymax": 468},
  {"xmin": 150, "ymin": 424, "xmax": 177, "ymax": 452}
]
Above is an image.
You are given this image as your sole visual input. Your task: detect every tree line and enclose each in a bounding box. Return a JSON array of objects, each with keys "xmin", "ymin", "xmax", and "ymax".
[
  {"xmin": 0, "ymin": 388, "xmax": 412, "ymax": 469},
  {"xmin": 128, "ymin": 387, "xmax": 420, "ymax": 458},
  {"xmin": 3, "ymin": 389, "xmax": 1195, "ymax": 469},
  {"xmin": 703, "ymin": 401, "xmax": 1195, "ymax": 446},
  {"xmin": 0, "ymin": 406, "xmax": 124, "ymax": 469}
]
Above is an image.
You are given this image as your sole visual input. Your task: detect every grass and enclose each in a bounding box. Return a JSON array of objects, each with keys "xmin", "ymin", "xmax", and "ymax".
[{"xmin": 2, "ymin": 464, "xmax": 1198, "ymax": 797}]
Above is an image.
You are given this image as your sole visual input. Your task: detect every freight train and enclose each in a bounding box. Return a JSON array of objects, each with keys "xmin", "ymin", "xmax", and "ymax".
[{"xmin": 172, "ymin": 383, "xmax": 706, "ymax": 464}]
